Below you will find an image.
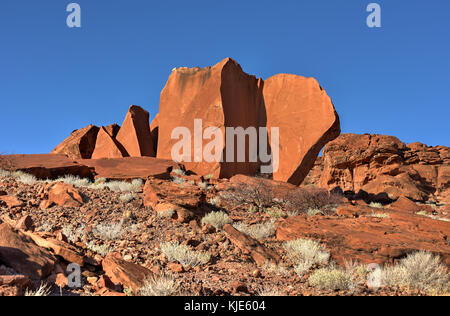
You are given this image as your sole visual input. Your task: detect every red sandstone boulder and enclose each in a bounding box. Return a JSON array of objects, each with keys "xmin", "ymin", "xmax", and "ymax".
[
  {"xmin": 51, "ymin": 125, "xmax": 100, "ymax": 159},
  {"xmin": 0, "ymin": 223, "xmax": 55, "ymax": 279},
  {"xmin": 116, "ymin": 105, "xmax": 155, "ymax": 158},
  {"xmin": 41, "ymin": 182, "xmax": 84, "ymax": 209},
  {"xmin": 102, "ymin": 252, "xmax": 153, "ymax": 293},
  {"xmin": 157, "ymin": 58, "xmax": 263, "ymax": 179},
  {"xmin": 91, "ymin": 127, "xmax": 128, "ymax": 159},
  {"xmin": 263, "ymin": 74, "xmax": 340, "ymax": 185}
]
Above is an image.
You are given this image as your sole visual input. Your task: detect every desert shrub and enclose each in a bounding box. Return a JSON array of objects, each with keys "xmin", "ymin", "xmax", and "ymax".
[
  {"xmin": 139, "ymin": 273, "xmax": 180, "ymax": 296},
  {"xmin": 172, "ymin": 169, "xmax": 186, "ymax": 176},
  {"xmin": 261, "ymin": 261, "xmax": 290, "ymax": 276},
  {"xmin": 25, "ymin": 283, "xmax": 52, "ymax": 296},
  {"xmin": 0, "ymin": 169, "xmax": 11, "ymax": 178},
  {"xmin": 257, "ymin": 286, "xmax": 282, "ymax": 296},
  {"xmin": 158, "ymin": 209, "xmax": 175, "ymax": 218},
  {"xmin": 382, "ymin": 251, "xmax": 449, "ymax": 294},
  {"xmin": 55, "ymin": 175, "xmax": 90, "ymax": 187},
  {"xmin": 93, "ymin": 220, "xmax": 124, "ymax": 240},
  {"xmin": 309, "ymin": 267, "xmax": 356, "ymax": 291},
  {"xmin": 306, "ymin": 208, "xmax": 323, "ymax": 216},
  {"xmin": 284, "ymin": 239, "xmax": 330, "ymax": 266},
  {"xmin": 208, "ymin": 196, "xmax": 220, "ymax": 206},
  {"xmin": 160, "ymin": 242, "xmax": 210, "ymax": 267},
  {"xmin": 224, "ymin": 182, "xmax": 274, "ymax": 211},
  {"xmin": 105, "ymin": 179, "xmax": 143, "ymax": 193},
  {"xmin": 282, "ymin": 187, "xmax": 342, "ymax": 215},
  {"xmin": 201, "ymin": 211, "xmax": 233, "ymax": 229},
  {"xmin": 171, "ymin": 176, "xmax": 185, "ymax": 185},
  {"xmin": 86, "ymin": 241, "xmax": 113, "ymax": 257},
  {"xmin": 369, "ymin": 202, "xmax": 383, "ymax": 209},
  {"xmin": 266, "ymin": 207, "xmax": 285, "ymax": 218},
  {"xmin": 233, "ymin": 219, "xmax": 276, "ymax": 240},
  {"xmin": 120, "ymin": 193, "xmax": 136, "ymax": 203}
]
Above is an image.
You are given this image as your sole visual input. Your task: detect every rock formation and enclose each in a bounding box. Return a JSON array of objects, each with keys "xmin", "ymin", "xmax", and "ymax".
[
  {"xmin": 303, "ymin": 133, "xmax": 450, "ymax": 203},
  {"xmin": 263, "ymin": 74, "xmax": 340, "ymax": 184},
  {"xmin": 51, "ymin": 125, "xmax": 100, "ymax": 160},
  {"xmin": 154, "ymin": 58, "xmax": 340, "ymax": 184}
]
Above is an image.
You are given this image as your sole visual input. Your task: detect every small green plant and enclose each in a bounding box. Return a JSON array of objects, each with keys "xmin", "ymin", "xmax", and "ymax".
[
  {"xmin": 201, "ymin": 211, "xmax": 233, "ymax": 229},
  {"xmin": 160, "ymin": 242, "xmax": 211, "ymax": 267}
]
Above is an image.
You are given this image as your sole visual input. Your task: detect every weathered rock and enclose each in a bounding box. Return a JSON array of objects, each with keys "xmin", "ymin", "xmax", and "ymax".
[
  {"xmin": 263, "ymin": 74, "xmax": 340, "ymax": 184},
  {"xmin": 0, "ymin": 196, "xmax": 24, "ymax": 208},
  {"xmin": 91, "ymin": 127, "xmax": 128, "ymax": 159},
  {"xmin": 23, "ymin": 231, "xmax": 84, "ymax": 266},
  {"xmin": 304, "ymin": 134, "xmax": 449, "ymax": 202},
  {"xmin": 223, "ymin": 224, "xmax": 280, "ymax": 266},
  {"xmin": 102, "ymin": 252, "xmax": 153, "ymax": 293},
  {"xmin": 51, "ymin": 125, "xmax": 100, "ymax": 159},
  {"xmin": 276, "ymin": 205, "xmax": 450, "ymax": 266},
  {"xmin": 80, "ymin": 157, "xmax": 182, "ymax": 180},
  {"xmin": 0, "ymin": 154, "xmax": 94, "ymax": 180},
  {"xmin": 116, "ymin": 105, "xmax": 155, "ymax": 158},
  {"xmin": 0, "ymin": 274, "xmax": 31, "ymax": 296},
  {"xmin": 45, "ymin": 182, "xmax": 84, "ymax": 208},
  {"xmin": 157, "ymin": 58, "xmax": 263, "ymax": 179},
  {"xmin": 14, "ymin": 215, "xmax": 34, "ymax": 231},
  {"xmin": 0, "ymin": 223, "xmax": 55, "ymax": 279}
]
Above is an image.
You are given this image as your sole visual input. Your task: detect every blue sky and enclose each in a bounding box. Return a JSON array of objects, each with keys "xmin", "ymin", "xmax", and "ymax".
[{"xmin": 0, "ymin": 0, "xmax": 448, "ymax": 154}]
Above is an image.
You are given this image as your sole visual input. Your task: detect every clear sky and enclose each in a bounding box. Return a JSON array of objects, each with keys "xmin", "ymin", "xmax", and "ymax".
[{"xmin": 0, "ymin": 0, "xmax": 449, "ymax": 154}]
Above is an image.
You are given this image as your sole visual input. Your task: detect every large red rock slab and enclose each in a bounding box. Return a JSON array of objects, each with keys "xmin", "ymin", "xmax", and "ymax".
[
  {"xmin": 263, "ymin": 74, "xmax": 340, "ymax": 185},
  {"xmin": 116, "ymin": 105, "xmax": 155, "ymax": 158},
  {"xmin": 51, "ymin": 125, "xmax": 100, "ymax": 159},
  {"xmin": 80, "ymin": 157, "xmax": 183, "ymax": 180},
  {"xmin": 157, "ymin": 58, "xmax": 263, "ymax": 179},
  {"xmin": 102, "ymin": 253, "xmax": 153, "ymax": 293},
  {"xmin": 276, "ymin": 207, "xmax": 450, "ymax": 266},
  {"xmin": 0, "ymin": 154, "xmax": 94, "ymax": 180},
  {"xmin": 0, "ymin": 223, "xmax": 55, "ymax": 280},
  {"xmin": 224, "ymin": 224, "xmax": 281, "ymax": 266},
  {"xmin": 91, "ymin": 127, "xmax": 128, "ymax": 159}
]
